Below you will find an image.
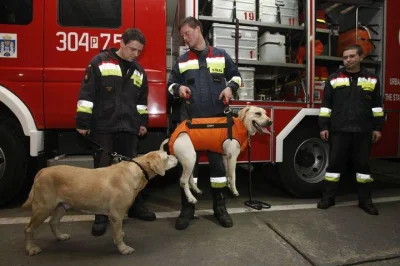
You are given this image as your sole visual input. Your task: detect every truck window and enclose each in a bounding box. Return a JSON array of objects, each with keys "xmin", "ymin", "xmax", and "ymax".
[
  {"xmin": 58, "ymin": 0, "xmax": 121, "ymax": 28},
  {"xmin": 0, "ymin": 0, "xmax": 33, "ymax": 25}
]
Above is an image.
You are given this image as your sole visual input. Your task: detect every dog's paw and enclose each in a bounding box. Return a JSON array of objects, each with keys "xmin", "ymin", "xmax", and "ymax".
[
  {"xmin": 119, "ymin": 246, "xmax": 135, "ymax": 255},
  {"xmin": 27, "ymin": 246, "xmax": 42, "ymax": 256},
  {"xmin": 187, "ymin": 196, "xmax": 197, "ymax": 204},
  {"xmin": 57, "ymin": 234, "xmax": 70, "ymax": 241}
]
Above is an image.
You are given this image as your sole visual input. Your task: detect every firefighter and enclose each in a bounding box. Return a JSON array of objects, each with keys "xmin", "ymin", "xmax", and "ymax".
[
  {"xmin": 318, "ymin": 44, "xmax": 384, "ymax": 215},
  {"xmin": 167, "ymin": 17, "xmax": 242, "ymax": 230},
  {"xmin": 75, "ymin": 28, "xmax": 156, "ymax": 237}
]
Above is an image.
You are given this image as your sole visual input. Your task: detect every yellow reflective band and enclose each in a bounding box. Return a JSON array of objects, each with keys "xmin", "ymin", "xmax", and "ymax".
[
  {"xmin": 207, "ymin": 57, "xmax": 225, "ymax": 74},
  {"xmin": 137, "ymin": 105, "xmax": 148, "ymax": 114},
  {"xmin": 230, "ymin": 76, "xmax": 242, "ymax": 86},
  {"xmin": 358, "ymin": 77, "xmax": 377, "ymax": 91},
  {"xmin": 330, "ymin": 78, "xmax": 350, "ymax": 88},
  {"xmin": 131, "ymin": 69, "xmax": 143, "ymax": 87},
  {"xmin": 76, "ymin": 106, "xmax": 92, "ymax": 114},
  {"xmin": 325, "ymin": 172, "xmax": 340, "ymax": 182},
  {"xmin": 316, "ymin": 19, "xmax": 326, "ymax": 23},
  {"xmin": 99, "ymin": 63, "xmax": 122, "ymax": 77},
  {"xmin": 210, "ymin": 177, "xmax": 227, "ymax": 188},
  {"xmin": 319, "ymin": 107, "xmax": 331, "ymax": 117},
  {"xmin": 356, "ymin": 173, "xmax": 374, "ymax": 183},
  {"xmin": 372, "ymin": 107, "xmax": 384, "ymax": 117},
  {"xmin": 179, "ymin": 59, "xmax": 199, "ymax": 73}
]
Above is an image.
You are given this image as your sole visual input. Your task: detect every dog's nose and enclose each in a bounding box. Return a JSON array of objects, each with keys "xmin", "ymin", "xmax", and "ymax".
[{"xmin": 267, "ymin": 120, "xmax": 273, "ymax": 126}]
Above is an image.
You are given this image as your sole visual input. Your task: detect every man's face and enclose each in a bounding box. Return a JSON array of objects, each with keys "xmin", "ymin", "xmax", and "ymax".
[
  {"xmin": 343, "ymin": 49, "xmax": 362, "ymax": 71},
  {"xmin": 180, "ymin": 24, "xmax": 201, "ymax": 48},
  {"xmin": 120, "ymin": 40, "xmax": 144, "ymax": 62}
]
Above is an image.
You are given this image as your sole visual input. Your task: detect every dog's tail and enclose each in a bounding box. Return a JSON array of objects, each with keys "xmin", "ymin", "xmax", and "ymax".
[
  {"xmin": 22, "ymin": 168, "xmax": 44, "ymax": 208},
  {"xmin": 160, "ymin": 138, "xmax": 170, "ymax": 154}
]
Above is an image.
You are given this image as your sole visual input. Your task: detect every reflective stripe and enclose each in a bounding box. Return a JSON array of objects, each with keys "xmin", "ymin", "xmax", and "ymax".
[
  {"xmin": 316, "ymin": 19, "xmax": 326, "ymax": 23},
  {"xmin": 76, "ymin": 100, "xmax": 93, "ymax": 114},
  {"xmin": 325, "ymin": 172, "xmax": 340, "ymax": 182},
  {"xmin": 168, "ymin": 83, "xmax": 178, "ymax": 95},
  {"xmin": 319, "ymin": 107, "xmax": 332, "ymax": 117},
  {"xmin": 358, "ymin": 77, "xmax": 377, "ymax": 91},
  {"xmin": 99, "ymin": 63, "xmax": 122, "ymax": 77},
  {"xmin": 229, "ymin": 76, "xmax": 242, "ymax": 86},
  {"xmin": 356, "ymin": 173, "xmax": 374, "ymax": 183},
  {"xmin": 330, "ymin": 77, "xmax": 350, "ymax": 88},
  {"xmin": 131, "ymin": 69, "xmax": 143, "ymax": 87},
  {"xmin": 206, "ymin": 57, "xmax": 225, "ymax": 74},
  {"xmin": 179, "ymin": 59, "xmax": 199, "ymax": 73},
  {"xmin": 137, "ymin": 105, "xmax": 148, "ymax": 114},
  {"xmin": 372, "ymin": 107, "xmax": 384, "ymax": 117},
  {"xmin": 210, "ymin": 176, "xmax": 227, "ymax": 188}
]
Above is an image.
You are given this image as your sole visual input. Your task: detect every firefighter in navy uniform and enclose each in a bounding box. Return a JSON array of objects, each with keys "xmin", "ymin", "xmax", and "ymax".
[
  {"xmin": 75, "ymin": 28, "xmax": 156, "ymax": 237},
  {"xmin": 318, "ymin": 44, "xmax": 384, "ymax": 215},
  {"xmin": 167, "ymin": 17, "xmax": 242, "ymax": 230}
]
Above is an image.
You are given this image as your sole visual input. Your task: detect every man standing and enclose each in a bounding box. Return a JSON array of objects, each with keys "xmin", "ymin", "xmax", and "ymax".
[
  {"xmin": 318, "ymin": 44, "xmax": 384, "ymax": 215},
  {"xmin": 167, "ymin": 17, "xmax": 242, "ymax": 230},
  {"xmin": 76, "ymin": 28, "xmax": 156, "ymax": 237}
]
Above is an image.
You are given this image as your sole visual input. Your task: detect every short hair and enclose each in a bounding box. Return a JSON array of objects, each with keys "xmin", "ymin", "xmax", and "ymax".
[
  {"xmin": 122, "ymin": 28, "xmax": 146, "ymax": 45},
  {"xmin": 178, "ymin": 16, "xmax": 203, "ymax": 34},
  {"xmin": 343, "ymin": 44, "xmax": 364, "ymax": 56}
]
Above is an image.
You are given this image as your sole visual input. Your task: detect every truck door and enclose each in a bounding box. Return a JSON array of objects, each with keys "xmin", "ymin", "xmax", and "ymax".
[
  {"xmin": 43, "ymin": 0, "xmax": 132, "ymax": 128},
  {"xmin": 0, "ymin": 0, "xmax": 45, "ymax": 128}
]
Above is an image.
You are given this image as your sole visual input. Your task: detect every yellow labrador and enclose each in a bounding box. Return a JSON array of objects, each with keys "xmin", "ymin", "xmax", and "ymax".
[
  {"xmin": 161, "ymin": 106, "xmax": 272, "ymax": 204},
  {"xmin": 22, "ymin": 150, "xmax": 177, "ymax": 256}
]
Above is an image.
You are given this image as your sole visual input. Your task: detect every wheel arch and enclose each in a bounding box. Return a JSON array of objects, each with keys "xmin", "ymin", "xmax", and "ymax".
[
  {"xmin": 0, "ymin": 85, "xmax": 43, "ymax": 157},
  {"xmin": 275, "ymin": 108, "xmax": 320, "ymax": 162}
]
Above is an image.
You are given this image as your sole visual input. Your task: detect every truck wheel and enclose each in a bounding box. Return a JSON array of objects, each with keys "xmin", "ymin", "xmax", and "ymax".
[
  {"xmin": 0, "ymin": 119, "xmax": 29, "ymax": 206},
  {"xmin": 278, "ymin": 123, "xmax": 329, "ymax": 198}
]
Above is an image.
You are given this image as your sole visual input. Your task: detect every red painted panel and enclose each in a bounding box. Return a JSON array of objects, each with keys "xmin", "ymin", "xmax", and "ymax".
[{"xmin": 371, "ymin": 112, "xmax": 399, "ymax": 157}]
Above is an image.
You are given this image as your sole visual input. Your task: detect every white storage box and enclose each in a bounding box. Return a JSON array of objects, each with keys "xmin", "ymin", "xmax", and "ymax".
[
  {"xmin": 211, "ymin": 23, "xmax": 258, "ymax": 61},
  {"xmin": 259, "ymin": 31, "xmax": 286, "ymax": 63},
  {"xmin": 259, "ymin": 0, "xmax": 299, "ymax": 26},
  {"xmin": 212, "ymin": 0, "xmax": 256, "ymax": 21},
  {"xmin": 237, "ymin": 67, "xmax": 255, "ymax": 100}
]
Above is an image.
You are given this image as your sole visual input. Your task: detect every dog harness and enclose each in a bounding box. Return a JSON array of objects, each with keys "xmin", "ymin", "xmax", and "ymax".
[{"xmin": 168, "ymin": 117, "xmax": 248, "ymax": 155}]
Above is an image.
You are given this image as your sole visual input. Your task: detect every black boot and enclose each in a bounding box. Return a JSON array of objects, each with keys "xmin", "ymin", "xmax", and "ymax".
[
  {"xmin": 358, "ymin": 183, "xmax": 379, "ymax": 215},
  {"xmin": 212, "ymin": 188, "xmax": 233, "ymax": 228},
  {"xmin": 317, "ymin": 180, "xmax": 338, "ymax": 209},
  {"xmin": 128, "ymin": 192, "xmax": 156, "ymax": 221},
  {"xmin": 175, "ymin": 188, "xmax": 195, "ymax": 230},
  {"xmin": 91, "ymin": 215, "xmax": 108, "ymax": 237}
]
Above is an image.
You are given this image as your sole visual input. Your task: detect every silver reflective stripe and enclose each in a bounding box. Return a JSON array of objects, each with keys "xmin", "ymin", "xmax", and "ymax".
[
  {"xmin": 356, "ymin": 173, "xmax": 374, "ymax": 183},
  {"xmin": 77, "ymin": 100, "xmax": 93, "ymax": 108},
  {"xmin": 325, "ymin": 172, "xmax": 340, "ymax": 182},
  {"xmin": 168, "ymin": 83, "xmax": 178, "ymax": 95}
]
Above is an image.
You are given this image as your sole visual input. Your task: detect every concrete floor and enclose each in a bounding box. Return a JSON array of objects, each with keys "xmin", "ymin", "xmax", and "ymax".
[{"xmin": 0, "ymin": 159, "xmax": 399, "ymax": 266}]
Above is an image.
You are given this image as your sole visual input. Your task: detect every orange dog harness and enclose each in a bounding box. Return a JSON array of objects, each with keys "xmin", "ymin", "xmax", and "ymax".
[{"xmin": 168, "ymin": 117, "xmax": 248, "ymax": 155}]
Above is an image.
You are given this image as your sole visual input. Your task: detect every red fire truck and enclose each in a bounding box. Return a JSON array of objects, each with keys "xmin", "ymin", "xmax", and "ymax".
[{"xmin": 0, "ymin": 0, "xmax": 399, "ymax": 205}]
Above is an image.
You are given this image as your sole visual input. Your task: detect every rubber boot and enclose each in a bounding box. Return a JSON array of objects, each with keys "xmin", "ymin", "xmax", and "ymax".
[
  {"xmin": 317, "ymin": 180, "xmax": 338, "ymax": 209},
  {"xmin": 127, "ymin": 192, "xmax": 156, "ymax": 221},
  {"xmin": 358, "ymin": 183, "xmax": 379, "ymax": 215},
  {"xmin": 212, "ymin": 188, "xmax": 233, "ymax": 228},
  {"xmin": 175, "ymin": 188, "xmax": 195, "ymax": 230},
  {"xmin": 91, "ymin": 215, "xmax": 108, "ymax": 237}
]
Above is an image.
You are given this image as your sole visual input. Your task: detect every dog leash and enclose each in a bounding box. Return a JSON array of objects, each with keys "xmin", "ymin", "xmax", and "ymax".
[{"xmin": 83, "ymin": 134, "xmax": 150, "ymax": 181}]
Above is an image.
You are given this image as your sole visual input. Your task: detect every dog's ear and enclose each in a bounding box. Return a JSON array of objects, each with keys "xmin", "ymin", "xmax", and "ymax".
[
  {"xmin": 238, "ymin": 107, "xmax": 250, "ymax": 121},
  {"xmin": 150, "ymin": 155, "xmax": 166, "ymax": 176}
]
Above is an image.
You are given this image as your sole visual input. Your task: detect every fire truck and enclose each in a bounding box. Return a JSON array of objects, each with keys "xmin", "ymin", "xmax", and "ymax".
[{"xmin": 0, "ymin": 0, "xmax": 399, "ymax": 205}]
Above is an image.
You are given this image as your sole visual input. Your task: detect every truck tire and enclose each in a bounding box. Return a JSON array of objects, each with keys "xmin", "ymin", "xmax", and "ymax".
[
  {"xmin": 0, "ymin": 118, "xmax": 29, "ymax": 206},
  {"xmin": 277, "ymin": 122, "xmax": 329, "ymax": 198}
]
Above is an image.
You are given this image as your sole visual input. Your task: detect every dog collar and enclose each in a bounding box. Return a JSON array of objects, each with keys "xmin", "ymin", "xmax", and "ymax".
[{"xmin": 129, "ymin": 160, "xmax": 150, "ymax": 181}]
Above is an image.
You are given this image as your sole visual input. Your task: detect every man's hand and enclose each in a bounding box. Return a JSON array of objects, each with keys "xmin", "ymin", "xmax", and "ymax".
[
  {"xmin": 77, "ymin": 129, "xmax": 90, "ymax": 136},
  {"xmin": 179, "ymin": 85, "xmax": 191, "ymax": 98},
  {"xmin": 219, "ymin": 87, "xmax": 233, "ymax": 102},
  {"xmin": 320, "ymin": 130, "xmax": 329, "ymax": 141},
  {"xmin": 139, "ymin": 126, "xmax": 147, "ymax": 136},
  {"xmin": 372, "ymin": 130, "xmax": 382, "ymax": 143}
]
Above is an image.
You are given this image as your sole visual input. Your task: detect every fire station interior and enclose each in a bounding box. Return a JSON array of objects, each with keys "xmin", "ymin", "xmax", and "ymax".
[{"xmin": 185, "ymin": 0, "xmax": 385, "ymax": 103}]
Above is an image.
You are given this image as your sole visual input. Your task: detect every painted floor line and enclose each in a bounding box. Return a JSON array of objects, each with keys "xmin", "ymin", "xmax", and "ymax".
[{"xmin": 0, "ymin": 196, "xmax": 399, "ymax": 225}]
